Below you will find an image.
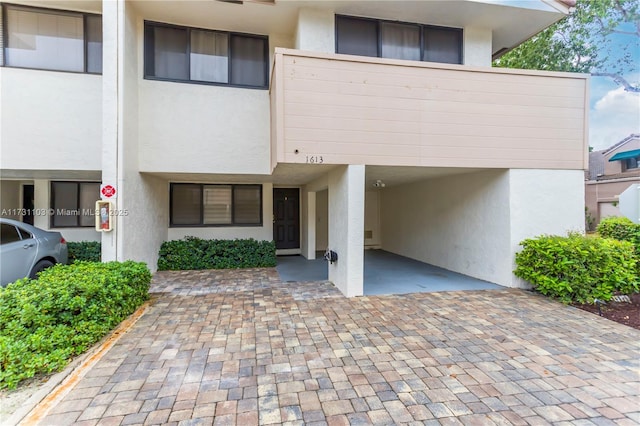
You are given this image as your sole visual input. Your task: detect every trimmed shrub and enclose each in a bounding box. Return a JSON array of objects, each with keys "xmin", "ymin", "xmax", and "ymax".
[
  {"xmin": 597, "ymin": 217, "xmax": 640, "ymax": 255},
  {"xmin": 67, "ymin": 241, "xmax": 102, "ymax": 263},
  {"xmin": 157, "ymin": 237, "xmax": 277, "ymax": 271},
  {"xmin": 514, "ymin": 233, "xmax": 639, "ymax": 304},
  {"xmin": 0, "ymin": 261, "xmax": 150, "ymax": 389}
]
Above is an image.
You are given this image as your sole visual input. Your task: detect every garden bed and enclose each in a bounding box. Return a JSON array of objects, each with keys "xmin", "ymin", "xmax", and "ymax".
[{"xmin": 573, "ymin": 293, "xmax": 640, "ymax": 330}]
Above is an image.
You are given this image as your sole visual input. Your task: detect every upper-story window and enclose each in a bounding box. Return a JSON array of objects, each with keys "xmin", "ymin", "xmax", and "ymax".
[
  {"xmin": 144, "ymin": 22, "xmax": 268, "ymax": 89},
  {"xmin": 624, "ymin": 156, "xmax": 639, "ymax": 171},
  {"xmin": 336, "ymin": 15, "xmax": 462, "ymax": 65},
  {"xmin": 609, "ymin": 149, "xmax": 640, "ymax": 172},
  {"xmin": 2, "ymin": 4, "xmax": 102, "ymax": 73}
]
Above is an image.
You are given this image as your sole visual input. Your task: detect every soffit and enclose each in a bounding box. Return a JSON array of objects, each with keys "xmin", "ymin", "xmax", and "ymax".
[{"xmin": 130, "ymin": 0, "xmax": 566, "ymax": 55}]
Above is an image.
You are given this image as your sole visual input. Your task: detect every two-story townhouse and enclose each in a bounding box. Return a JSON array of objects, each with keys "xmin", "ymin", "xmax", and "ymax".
[
  {"xmin": 586, "ymin": 133, "xmax": 640, "ymax": 227},
  {"xmin": 0, "ymin": 0, "xmax": 588, "ymax": 297}
]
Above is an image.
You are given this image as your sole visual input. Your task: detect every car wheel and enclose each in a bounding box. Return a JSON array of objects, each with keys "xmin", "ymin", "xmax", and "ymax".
[{"xmin": 29, "ymin": 260, "xmax": 54, "ymax": 279}]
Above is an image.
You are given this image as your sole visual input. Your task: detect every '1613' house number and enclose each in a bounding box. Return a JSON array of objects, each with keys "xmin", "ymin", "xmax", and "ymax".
[{"xmin": 306, "ymin": 155, "xmax": 324, "ymax": 164}]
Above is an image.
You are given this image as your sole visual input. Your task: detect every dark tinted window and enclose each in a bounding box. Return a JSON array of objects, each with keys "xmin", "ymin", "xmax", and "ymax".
[
  {"xmin": 0, "ymin": 224, "xmax": 21, "ymax": 244},
  {"xmin": 145, "ymin": 22, "xmax": 268, "ymax": 88},
  {"xmin": 170, "ymin": 184, "xmax": 262, "ymax": 226},
  {"xmin": 424, "ymin": 27, "xmax": 462, "ymax": 64},
  {"xmin": 51, "ymin": 181, "xmax": 100, "ymax": 228},
  {"xmin": 336, "ymin": 16, "xmax": 378, "ymax": 57},
  {"xmin": 336, "ymin": 15, "xmax": 463, "ymax": 65}
]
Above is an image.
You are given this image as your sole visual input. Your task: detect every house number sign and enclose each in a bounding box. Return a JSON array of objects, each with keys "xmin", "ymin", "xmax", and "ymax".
[{"xmin": 306, "ymin": 155, "xmax": 324, "ymax": 164}]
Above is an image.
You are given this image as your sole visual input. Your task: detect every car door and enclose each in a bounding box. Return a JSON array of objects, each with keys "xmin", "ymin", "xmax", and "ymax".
[{"xmin": 0, "ymin": 223, "xmax": 38, "ymax": 285}]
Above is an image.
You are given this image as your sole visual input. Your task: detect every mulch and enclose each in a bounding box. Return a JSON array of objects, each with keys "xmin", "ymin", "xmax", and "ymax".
[{"xmin": 573, "ymin": 292, "xmax": 640, "ymax": 331}]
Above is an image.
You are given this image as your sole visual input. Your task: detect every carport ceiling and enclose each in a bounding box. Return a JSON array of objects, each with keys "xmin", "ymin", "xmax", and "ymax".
[
  {"xmin": 365, "ymin": 166, "xmax": 485, "ymax": 188},
  {"xmin": 146, "ymin": 165, "xmax": 485, "ymax": 187}
]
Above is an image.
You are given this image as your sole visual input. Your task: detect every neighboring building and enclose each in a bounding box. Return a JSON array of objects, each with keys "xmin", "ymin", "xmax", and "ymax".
[
  {"xmin": 0, "ymin": 0, "xmax": 588, "ymax": 296},
  {"xmin": 585, "ymin": 134, "xmax": 640, "ymax": 229}
]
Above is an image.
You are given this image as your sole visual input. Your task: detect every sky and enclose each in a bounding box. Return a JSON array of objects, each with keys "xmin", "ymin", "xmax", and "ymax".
[{"xmin": 586, "ymin": 23, "xmax": 640, "ymax": 151}]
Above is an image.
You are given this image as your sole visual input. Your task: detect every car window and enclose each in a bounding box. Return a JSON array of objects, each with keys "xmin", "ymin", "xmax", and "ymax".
[
  {"xmin": 0, "ymin": 224, "xmax": 22, "ymax": 245},
  {"xmin": 16, "ymin": 226, "xmax": 34, "ymax": 240}
]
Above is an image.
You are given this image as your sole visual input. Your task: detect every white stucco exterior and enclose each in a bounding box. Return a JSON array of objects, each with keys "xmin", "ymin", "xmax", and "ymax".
[
  {"xmin": 381, "ymin": 170, "xmax": 513, "ymax": 287},
  {"xmin": 380, "ymin": 169, "xmax": 585, "ymax": 289},
  {"xmin": 328, "ymin": 165, "xmax": 365, "ymax": 297},
  {"xmin": 463, "ymin": 27, "xmax": 493, "ymax": 67},
  {"xmin": 508, "ymin": 169, "xmax": 585, "ymax": 287},
  {"xmin": 138, "ymin": 81, "xmax": 271, "ymax": 175},
  {"xmin": 0, "ymin": 68, "xmax": 102, "ymax": 172},
  {"xmin": 295, "ymin": 8, "xmax": 335, "ymax": 54},
  {"xmin": 0, "ymin": 0, "xmax": 586, "ymax": 295}
]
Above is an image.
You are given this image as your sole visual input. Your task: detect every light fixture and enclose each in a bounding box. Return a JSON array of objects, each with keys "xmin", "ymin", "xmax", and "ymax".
[{"xmin": 373, "ymin": 179, "xmax": 386, "ymax": 188}]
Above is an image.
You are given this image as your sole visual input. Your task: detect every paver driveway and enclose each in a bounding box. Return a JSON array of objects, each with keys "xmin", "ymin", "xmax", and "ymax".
[{"xmin": 38, "ymin": 269, "xmax": 640, "ymax": 425}]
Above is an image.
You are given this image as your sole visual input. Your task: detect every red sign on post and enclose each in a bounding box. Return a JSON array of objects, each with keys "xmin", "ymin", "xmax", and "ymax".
[{"xmin": 100, "ymin": 184, "xmax": 117, "ymax": 199}]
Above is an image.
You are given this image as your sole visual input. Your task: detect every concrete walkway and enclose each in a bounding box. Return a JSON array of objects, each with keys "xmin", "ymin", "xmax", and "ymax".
[{"xmin": 37, "ymin": 269, "xmax": 640, "ymax": 425}]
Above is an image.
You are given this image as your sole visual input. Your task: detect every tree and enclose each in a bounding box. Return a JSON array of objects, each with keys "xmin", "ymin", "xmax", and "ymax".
[{"xmin": 494, "ymin": 0, "xmax": 640, "ymax": 92}]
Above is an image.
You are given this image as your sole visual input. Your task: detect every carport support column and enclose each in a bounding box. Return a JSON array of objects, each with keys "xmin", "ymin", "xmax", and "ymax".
[
  {"xmin": 302, "ymin": 190, "xmax": 317, "ymax": 260},
  {"xmin": 328, "ymin": 165, "xmax": 365, "ymax": 297}
]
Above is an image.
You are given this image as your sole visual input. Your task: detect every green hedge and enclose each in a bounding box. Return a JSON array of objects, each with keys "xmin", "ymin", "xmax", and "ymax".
[
  {"xmin": 514, "ymin": 233, "xmax": 639, "ymax": 304},
  {"xmin": 158, "ymin": 237, "xmax": 277, "ymax": 271},
  {"xmin": 67, "ymin": 241, "xmax": 102, "ymax": 263},
  {"xmin": 597, "ymin": 217, "xmax": 640, "ymax": 255},
  {"xmin": 0, "ymin": 261, "xmax": 150, "ymax": 389}
]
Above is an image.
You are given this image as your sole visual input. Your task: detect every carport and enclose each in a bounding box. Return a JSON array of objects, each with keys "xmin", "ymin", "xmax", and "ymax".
[{"xmin": 276, "ymin": 250, "xmax": 501, "ymax": 295}]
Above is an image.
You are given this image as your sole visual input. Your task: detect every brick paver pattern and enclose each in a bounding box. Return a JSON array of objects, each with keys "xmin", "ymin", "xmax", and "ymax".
[{"xmin": 40, "ymin": 268, "xmax": 640, "ymax": 425}]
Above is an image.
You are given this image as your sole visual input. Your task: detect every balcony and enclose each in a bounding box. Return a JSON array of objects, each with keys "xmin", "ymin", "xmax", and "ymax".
[{"xmin": 270, "ymin": 48, "xmax": 588, "ymax": 171}]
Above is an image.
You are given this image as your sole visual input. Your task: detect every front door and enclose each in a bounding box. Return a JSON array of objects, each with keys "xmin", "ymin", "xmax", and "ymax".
[
  {"xmin": 22, "ymin": 184, "xmax": 34, "ymax": 225},
  {"xmin": 273, "ymin": 188, "xmax": 300, "ymax": 249}
]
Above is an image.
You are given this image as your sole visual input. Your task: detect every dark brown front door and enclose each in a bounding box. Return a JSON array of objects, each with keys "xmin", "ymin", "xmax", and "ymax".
[{"xmin": 273, "ymin": 188, "xmax": 300, "ymax": 249}]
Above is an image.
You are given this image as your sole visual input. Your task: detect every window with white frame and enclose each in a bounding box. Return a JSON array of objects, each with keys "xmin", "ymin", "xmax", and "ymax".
[
  {"xmin": 2, "ymin": 4, "xmax": 102, "ymax": 73},
  {"xmin": 144, "ymin": 22, "xmax": 268, "ymax": 88},
  {"xmin": 170, "ymin": 184, "xmax": 262, "ymax": 226},
  {"xmin": 336, "ymin": 15, "xmax": 463, "ymax": 65}
]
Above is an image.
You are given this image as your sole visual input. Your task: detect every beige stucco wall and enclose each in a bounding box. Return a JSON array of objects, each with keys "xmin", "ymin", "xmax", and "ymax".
[
  {"xmin": 603, "ymin": 138, "xmax": 640, "ymax": 175},
  {"xmin": 0, "ymin": 68, "xmax": 102, "ymax": 172},
  {"xmin": 586, "ymin": 179, "xmax": 640, "ymax": 225}
]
